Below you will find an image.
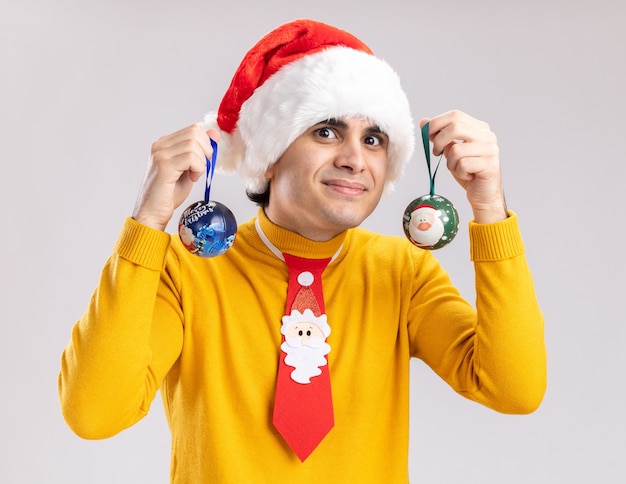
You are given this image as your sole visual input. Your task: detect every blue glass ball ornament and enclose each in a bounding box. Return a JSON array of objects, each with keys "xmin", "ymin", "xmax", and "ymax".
[
  {"xmin": 178, "ymin": 200, "xmax": 237, "ymax": 258},
  {"xmin": 402, "ymin": 194, "xmax": 459, "ymax": 250}
]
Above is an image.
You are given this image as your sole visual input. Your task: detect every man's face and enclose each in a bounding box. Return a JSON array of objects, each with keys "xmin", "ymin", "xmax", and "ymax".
[{"xmin": 264, "ymin": 117, "xmax": 389, "ymax": 241}]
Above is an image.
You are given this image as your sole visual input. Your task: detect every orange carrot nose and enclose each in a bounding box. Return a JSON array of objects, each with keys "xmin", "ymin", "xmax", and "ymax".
[{"xmin": 418, "ymin": 222, "xmax": 432, "ymax": 231}]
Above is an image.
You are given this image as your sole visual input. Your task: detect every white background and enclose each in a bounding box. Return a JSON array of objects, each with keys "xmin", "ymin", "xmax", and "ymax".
[{"xmin": 1, "ymin": 0, "xmax": 624, "ymax": 482}]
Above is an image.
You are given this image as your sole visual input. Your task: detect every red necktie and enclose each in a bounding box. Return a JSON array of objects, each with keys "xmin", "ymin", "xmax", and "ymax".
[{"xmin": 272, "ymin": 253, "xmax": 334, "ymax": 461}]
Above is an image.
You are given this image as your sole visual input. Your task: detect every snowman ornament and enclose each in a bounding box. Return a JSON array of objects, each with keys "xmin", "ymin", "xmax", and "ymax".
[{"xmin": 402, "ymin": 122, "xmax": 459, "ymax": 250}]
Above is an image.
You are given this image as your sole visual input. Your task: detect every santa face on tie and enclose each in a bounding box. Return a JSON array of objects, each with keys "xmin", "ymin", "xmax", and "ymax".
[{"xmin": 280, "ymin": 308, "xmax": 331, "ymax": 384}]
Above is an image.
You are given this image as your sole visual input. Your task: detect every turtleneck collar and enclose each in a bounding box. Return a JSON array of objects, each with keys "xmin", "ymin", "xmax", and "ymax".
[{"xmin": 255, "ymin": 208, "xmax": 346, "ymax": 261}]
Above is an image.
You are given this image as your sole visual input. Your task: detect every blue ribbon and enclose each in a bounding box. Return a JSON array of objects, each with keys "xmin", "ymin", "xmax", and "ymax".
[{"xmin": 204, "ymin": 138, "xmax": 218, "ymax": 202}]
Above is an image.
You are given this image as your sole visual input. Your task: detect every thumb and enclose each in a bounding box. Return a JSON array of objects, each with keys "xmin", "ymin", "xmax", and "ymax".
[
  {"xmin": 419, "ymin": 118, "xmax": 431, "ymax": 129},
  {"xmin": 206, "ymin": 127, "xmax": 222, "ymax": 143},
  {"xmin": 188, "ymin": 169, "xmax": 204, "ymax": 183},
  {"xmin": 190, "ymin": 127, "xmax": 222, "ymax": 183}
]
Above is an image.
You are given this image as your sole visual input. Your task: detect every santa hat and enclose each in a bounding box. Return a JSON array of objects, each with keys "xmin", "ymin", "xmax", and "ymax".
[
  {"xmin": 413, "ymin": 203, "xmax": 437, "ymax": 212},
  {"xmin": 281, "ymin": 271, "xmax": 331, "ymax": 338},
  {"xmin": 201, "ymin": 18, "xmax": 415, "ymax": 194}
]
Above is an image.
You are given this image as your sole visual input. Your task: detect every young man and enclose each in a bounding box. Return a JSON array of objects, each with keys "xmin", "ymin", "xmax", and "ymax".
[{"xmin": 59, "ymin": 19, "xmax": 546, "ymax": 482}]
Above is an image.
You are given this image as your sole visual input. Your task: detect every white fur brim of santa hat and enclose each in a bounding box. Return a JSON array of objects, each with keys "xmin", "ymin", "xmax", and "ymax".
[
  {"xmin": 201, "ymin": 19, "xmax": 415, "ymax": 195},
  {"xmin": 281, "ymin": 309, "xmax": 331, "ymax": 338}
]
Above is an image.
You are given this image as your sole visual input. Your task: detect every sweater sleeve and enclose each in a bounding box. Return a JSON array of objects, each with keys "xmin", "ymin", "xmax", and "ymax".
[
  {"xmin": 409, "ymin": 212, "xmax": 547, "ymax": 414},
  {"xmin": 58, "ymin": 217, "xmax": 184, "ymax": 439}
]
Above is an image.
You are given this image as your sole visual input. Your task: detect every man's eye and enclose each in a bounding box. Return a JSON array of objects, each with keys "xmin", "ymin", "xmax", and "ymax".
[
  {"xmin": 316, "ymin": 127, "xmax": 336, "ymax": 139},
  {"xmin": 364, "ymin": 135, "xmax": 381, "ymax": 146}
]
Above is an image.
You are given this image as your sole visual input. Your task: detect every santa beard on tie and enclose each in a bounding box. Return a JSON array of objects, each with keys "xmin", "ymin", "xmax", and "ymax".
[{"xmin": 281, "ymin": 334, "xmax": 331, "ymax": 384}]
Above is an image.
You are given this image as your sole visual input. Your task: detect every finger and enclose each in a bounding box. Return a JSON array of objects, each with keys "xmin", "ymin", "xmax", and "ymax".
[
  {"xmin": 151, "ymin": 123, "xmax": 217, "ymax": 156},
  {"xmin": 427, "ymin": 110, "xmax": 481, "ymax": 136},
  {"xmin": 149, "ymin": 124, "xmax": 221, "ymax": 186},
  {"xmin": 206, "ymin": 127, "xmax": 221, "ymax": 143},
  {"xmin": 447, "ymin": 155, "xmax": 499, "ymax": 181},
  {"xmin": 195, "ymin": 127, "xmax": 221, "ymax": 168},
  {"xmin": 148, "ymin": 143, "xmax": 206, "ymax": 190},
  {"xmin": 445, "ymin": 136, "xmax": 500, "ymax": 159},
  {"xmin": 150, "ymin": 124, "xmax": 200, "ymax": 152},
  {"xmin": 153, "ymin": 137, "xmax": 206, "ymax": 168},
  {"xmin": 445, "ymin": 143, "xmax": 500, "ymax": 180},
  {"xmin": 433, "ymin": 123, "xmax": 495, "ymax": 157}
]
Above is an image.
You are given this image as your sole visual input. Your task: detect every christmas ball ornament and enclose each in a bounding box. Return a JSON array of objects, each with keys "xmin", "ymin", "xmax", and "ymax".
[
  {"xmin": 178, "ymin": 138, "xmax": 237, "ymax": 258},
  {"xmin": 402, "ymin": 121, "xmax": 459, "ymax": 250},
  {"xmin": 179, "ymin": 200, "xmax": 237, "ymax": 258},
  {"xmin": 403, "ymin": 194, "xmax": 459, "ymax": 250}
]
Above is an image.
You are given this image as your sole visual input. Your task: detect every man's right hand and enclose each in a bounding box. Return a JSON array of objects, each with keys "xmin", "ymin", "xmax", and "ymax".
[{"xmin": 132, "ymin": 125, "xmax": 220, "ymax": 231}]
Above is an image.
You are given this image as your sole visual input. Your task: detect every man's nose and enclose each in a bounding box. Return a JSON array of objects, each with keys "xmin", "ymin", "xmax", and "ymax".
[{"xmin": 335, "ymin": 136, "xmax": 366, "ymax": 172}]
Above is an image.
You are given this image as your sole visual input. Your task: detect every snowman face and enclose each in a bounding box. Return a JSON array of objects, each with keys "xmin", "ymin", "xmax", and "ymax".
[
  {"xmin": 402, "ymin": 194, "xmax": 459, "ymax": 250},
  {"xmin": 408, "ymin": 205, "xmax": 445, "ymax": 247}
]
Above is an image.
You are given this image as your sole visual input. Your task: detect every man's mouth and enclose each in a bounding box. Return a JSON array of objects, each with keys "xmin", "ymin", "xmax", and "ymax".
[{"xmin": 323, "ymin": 180, "xmax": 367, "ymax": 196}]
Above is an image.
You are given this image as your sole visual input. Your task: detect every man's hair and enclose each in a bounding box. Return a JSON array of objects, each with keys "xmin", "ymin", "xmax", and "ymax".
[{"xmin": 247, "ymin": 184, "xmax": 270, "ymax": 207}]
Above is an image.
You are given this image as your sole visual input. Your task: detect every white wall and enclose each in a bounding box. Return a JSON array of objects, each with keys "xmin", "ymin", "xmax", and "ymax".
[{"xmin": 1, "ymin": 0, "xmax": 624, "ymax": 482}]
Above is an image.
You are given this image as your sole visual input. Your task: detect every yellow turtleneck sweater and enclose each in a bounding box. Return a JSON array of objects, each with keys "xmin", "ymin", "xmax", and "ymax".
[{"xmin": 59, "ymin": 209, "xmax": 546, "ymax": 483}]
